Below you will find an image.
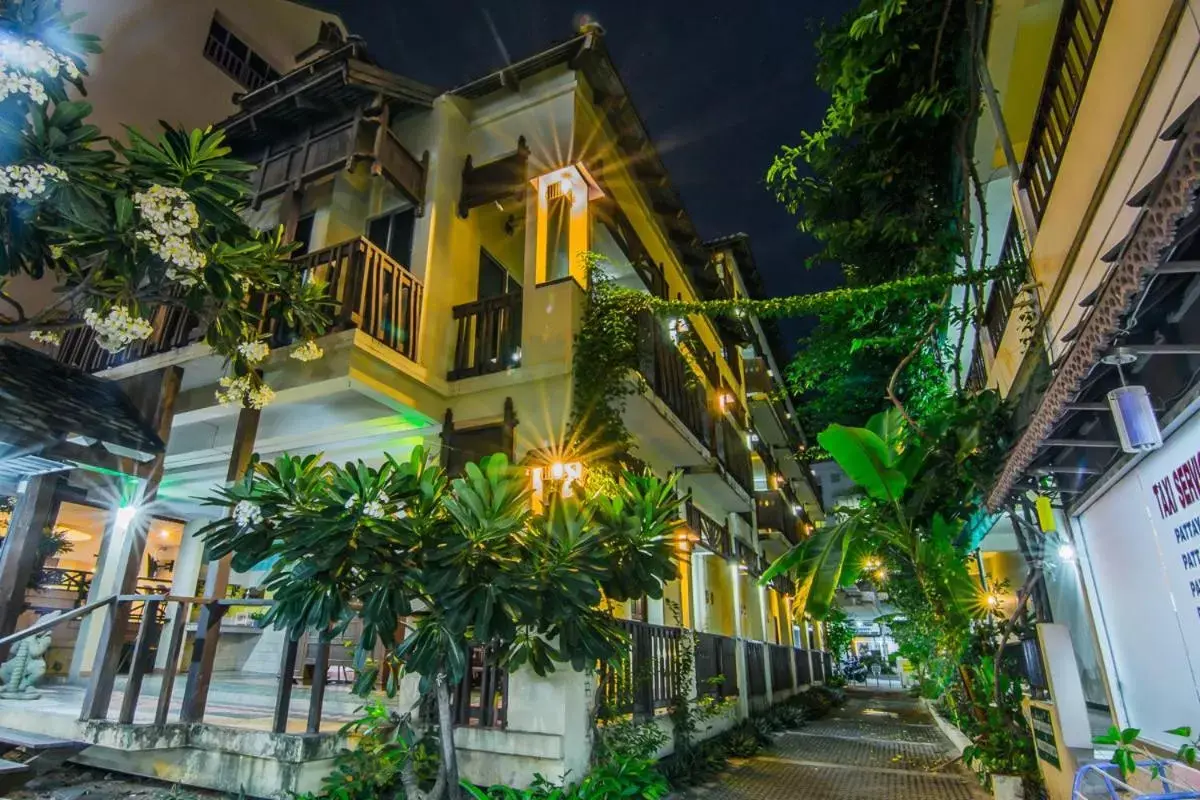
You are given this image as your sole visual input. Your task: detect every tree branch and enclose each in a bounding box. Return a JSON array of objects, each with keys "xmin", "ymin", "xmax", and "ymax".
[
  {"xmin": 0, "ymin": 290, "xmax": 27, "ymax": 325},
  {"xmin": 930, "ymin": 0, "xmax": 954, "ymax": 88},
  {"xmin": 886, "ymin": 290, "xmax": 950, "ymax": 437}
]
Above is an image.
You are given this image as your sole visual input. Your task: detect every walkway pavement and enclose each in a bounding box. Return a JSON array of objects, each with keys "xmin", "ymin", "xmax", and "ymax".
[{"xmin": 688, "ymin": 687, "xmax": 988, "ymax": 800}]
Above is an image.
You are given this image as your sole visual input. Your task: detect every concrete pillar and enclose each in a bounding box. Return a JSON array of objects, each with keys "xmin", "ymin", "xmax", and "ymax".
[
  {"xmin": 181, "ymin": 404, "xmax": 261, "ymax": 722},
  {"xmin": 155, "ymin": 517, "xmax": 209, "ymax": 671},
  {"xmin": 690, "ymin": 550, "xmax": 707, "ymax": 633},
  {"xmin": 0, "ymin": 474, "xmax": 63, "ymax": 660},
  {"xmin": 70, "ymin": 499, "xmax": 135, "ymax": 679},
  {"xmin": 729, "ymin": 556, "xmax": 749, "ymax": 720}
]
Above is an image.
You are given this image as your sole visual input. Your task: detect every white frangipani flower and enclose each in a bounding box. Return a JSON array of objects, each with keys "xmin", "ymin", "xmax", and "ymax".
[
  {"xmin": 290, "ymin": 340, "xmax": 323, "ymax": 362},
  {"xmin": 216, "ymin": 374, "xmax": 276, "ymax": 409},
  {"xmin": 133, "ymin": 185, "xmax": 206, "ymax": 286},
  {"xmin": 0, "ymin": 38, "xmax": 78, "ymax": 105},
  {"xmin": 233, "ymin": 500, "xmax": 262, "ymax": 528},
  {"xmin": 237, "ymin": 340, "xmax": 270, "ymax": 363},
  {"xmin": 0, "ymin": 163, "xmax": 67, "ymax": 200},
  {"xmin": 83, "ymin": 306, "xmax": 154, "ymax": 353}
]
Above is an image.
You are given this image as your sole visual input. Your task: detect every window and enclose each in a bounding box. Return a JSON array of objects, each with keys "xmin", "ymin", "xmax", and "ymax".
[
  {"xmin": 478, "ymin": 250, "xmax": 520, "ymax": 299},
  {"xmin": 367, "ymin": 209, "xmax": 415, "ymax": 265},
  {"xmin": 204, "ymin": 17, "xmax": 281, "ymax": 92},
  {"xmin": 292, "ymin": 214, "xmax": 315, "ymax": 256}
]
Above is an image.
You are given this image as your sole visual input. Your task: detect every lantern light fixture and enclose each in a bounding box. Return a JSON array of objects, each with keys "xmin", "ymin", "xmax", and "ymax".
[{"xmin": 1103, "ymin": 350, "xmax": 1163, "ymax": 454}]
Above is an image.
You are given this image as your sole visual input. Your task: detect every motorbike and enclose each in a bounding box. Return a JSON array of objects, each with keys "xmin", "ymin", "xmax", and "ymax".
[{"xmin": 841, "ymin": 658, "xmax": 868, "ymax": 683}]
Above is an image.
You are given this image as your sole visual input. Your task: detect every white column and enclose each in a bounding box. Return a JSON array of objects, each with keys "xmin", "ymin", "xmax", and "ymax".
[
  {"xmin": 729, "ymin": 556, "xmax": 749, "ymax": 720},
  {"xmin": 155, "ymin": 518, "xmax": 209, "ymax": 671},
  {"xmin": 690, "ymin": 550, "xmax": 707, "ymax": 633},
  {"xmin": 70, "ymin": 507, "xmax": 126, "ymax": 680}
]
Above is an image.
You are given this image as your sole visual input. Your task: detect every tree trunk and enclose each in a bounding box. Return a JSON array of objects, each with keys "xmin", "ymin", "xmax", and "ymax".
[{"xmin": 436, "ymin": 672, "xmax": 462, "ymax": 800}]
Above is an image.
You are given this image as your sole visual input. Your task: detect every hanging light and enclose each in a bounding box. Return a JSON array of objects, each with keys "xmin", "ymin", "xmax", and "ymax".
[
  {"xmin": 1035, "ymin": 495, "xmax": 1056, "ymax": 533},
  {"xmin": 1103, "ymin": 351, "xmax": 1163, "ymax": 454}
]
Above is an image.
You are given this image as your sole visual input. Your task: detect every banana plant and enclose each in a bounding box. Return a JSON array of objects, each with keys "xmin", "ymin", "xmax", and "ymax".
[{"xmin": 762, "ymin": 408, "xmax": 978, "ymax": 624}]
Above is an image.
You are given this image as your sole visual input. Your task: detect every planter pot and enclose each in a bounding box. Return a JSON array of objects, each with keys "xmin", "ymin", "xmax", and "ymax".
[{"xmin": 992, "ymin": 774, "xmax": 1024, "ymax": 800}]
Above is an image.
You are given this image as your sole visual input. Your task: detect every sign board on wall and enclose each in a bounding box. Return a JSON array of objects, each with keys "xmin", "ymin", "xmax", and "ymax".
[
  {"xmin": 1077, "ymin": 411, "xmax": 1200, "ymax": 745},
  {"xmin": 1030, "ymin": 706, "xmax": 1061, "ymax": 768}
]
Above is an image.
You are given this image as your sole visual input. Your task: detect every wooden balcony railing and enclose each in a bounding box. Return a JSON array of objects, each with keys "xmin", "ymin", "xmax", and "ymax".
[
  {"xmin": 450, "ymin": 643, "xmax": 508, "ymax": 729},
  {"xmin": 743, "ymin": 356, "xmax": 772, "ymax": 396},
  {"xmin": 745, "ymin": 640, "xmax": 767, "ymax": 699},
  {"xmin": 58, "ymin": 302, "xmax": 198, "ymax": 373},
  {"xmin": 966, "ymin": 339, "xmax": 987, "ymax": 393},
  {"xmin": 769, "ymin": 642, "xmax": 794, "ymax": 692},
  {"xmin": 637, "ymin": 312, "xmax": 713, "ymax": 450},
  {"xmin": 716, "ymin": 418, "xmax": 754, "ymax": 495},
  {"xmin": 686, "ymin": 499, "xmax": 732, "ymax": 559},
  {"xmin": 59, "ymin": 237, "xmax": 425, "ymax": 373},
  {"xmin": 1019, "ymin": 0, "xmax": 1112, "ymax": 223},
  {"xmin": 599, "ymin": 619, "xmax": 684, "ymax": 718},
  {"xmin": 983, "ymin": 214, "xmax": 1032, "ymax": 351},
  {"xmin": 695, "ymin": 631, "xmax": 738, "ymax": 698},
  {"xmin": 285, "ymin": 237, "xmax": 423, "ymax": 362},
  {"xmin": 449, "ymin": 292, "xmax": 522, "ymax": 380},
  {"xmin": 756, "ymin": 490, "xmax": 800, "ymax": 545}
]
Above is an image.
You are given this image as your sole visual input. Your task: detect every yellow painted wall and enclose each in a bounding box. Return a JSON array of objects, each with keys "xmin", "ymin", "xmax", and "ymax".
[
  {"xmin": 991, "ymin": 0, "xmax": 1195, "ymax": 396},
  {"xmin": 703, "ymin": 555, "xmax": 736, "ymax": 637}
]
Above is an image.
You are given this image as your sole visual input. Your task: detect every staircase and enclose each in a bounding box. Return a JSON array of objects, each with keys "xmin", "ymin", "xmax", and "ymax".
[{"xmin": 0, "ymin": 726, "xmax": 87, "ymax": 793}]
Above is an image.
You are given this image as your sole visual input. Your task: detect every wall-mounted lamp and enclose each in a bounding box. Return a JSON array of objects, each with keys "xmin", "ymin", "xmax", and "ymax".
[
  {"xmin": 530, "ymin": 461, "xmax": 584, "ymax": 507},
  {"xmin": 114, "ymin": 504, "xmax": 141, "ymax": 534}
]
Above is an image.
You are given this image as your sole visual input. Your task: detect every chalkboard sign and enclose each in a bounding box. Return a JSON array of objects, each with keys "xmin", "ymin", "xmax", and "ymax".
[{"xmin": 1029, "ymin": 706, "xmax": 1060, "ymax": 768}]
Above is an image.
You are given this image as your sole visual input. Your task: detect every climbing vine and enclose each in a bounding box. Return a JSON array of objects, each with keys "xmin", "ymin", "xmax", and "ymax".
[{"xmin": 569, "ymin": 255, "xmax": 1015, "ymax": 460}]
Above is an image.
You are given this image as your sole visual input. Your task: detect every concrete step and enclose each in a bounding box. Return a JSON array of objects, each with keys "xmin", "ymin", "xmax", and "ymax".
[
  {"xmin": 0, "ymin": 757, "xmax": 32, "ymax": 794},
  {"xmin": 0, "ymin": 726, "xmax": 85, "ymax": 753}
]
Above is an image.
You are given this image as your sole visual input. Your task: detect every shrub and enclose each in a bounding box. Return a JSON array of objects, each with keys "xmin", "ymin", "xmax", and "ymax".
[{"xmin": 724, "ymin": 722, "xmax": 766, "ymax": 758}]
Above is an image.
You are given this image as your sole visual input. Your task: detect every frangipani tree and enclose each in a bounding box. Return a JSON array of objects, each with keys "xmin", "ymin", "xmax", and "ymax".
[
  {"xmin": 0, "ymin": 0, "xmax": 329, "ymax": 407},
  {"xmin": 199, "ymin": 448, "xmax": 682, "ymax": 800}
]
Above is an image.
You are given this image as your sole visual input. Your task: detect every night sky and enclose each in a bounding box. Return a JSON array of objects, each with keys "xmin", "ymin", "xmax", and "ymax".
[{"xmin": 313, "ymin": 0, "xmax": 859, "ymax": 352}]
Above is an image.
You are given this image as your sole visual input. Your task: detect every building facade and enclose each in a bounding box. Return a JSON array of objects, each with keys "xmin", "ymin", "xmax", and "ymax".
[
  {"xmin": 965, "ymin": 0, "xmax": 1200, "ymax": 790},
  {"xmin": 0, "ymin": 11, "xmax": 831, "ymax": 796}
]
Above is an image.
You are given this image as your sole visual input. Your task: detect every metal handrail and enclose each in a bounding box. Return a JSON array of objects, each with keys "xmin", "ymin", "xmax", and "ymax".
[{"xmin": 0, "ymin": 594, "xmax": 116, "ymax": 649}]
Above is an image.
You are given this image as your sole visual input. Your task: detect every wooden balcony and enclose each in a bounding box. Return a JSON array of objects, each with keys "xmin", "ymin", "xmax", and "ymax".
[
  {"xmin": 449, "ymin": 293, "xmax": 522, "ymax": 380},
  {"xmin": 1019, "ymin": 0, "xmax": 1112, "ymax": 223},
  {"xmin": 636, "ymin": 312, "xmax": 713, "ymax": 450},
  {"xmin": 264, "ymin": 237, "xmax": 423, "ymax": 361},
  {"xmin": 716, "ymin": 417, "xmax": 753, "ymax": 495},
  {"xmin": 686, "ymin": 499, "xmax": 732, "ymax": 559},
  {"xmin": 756, "ymin": 490, "xmax": 801, "ymax": 546},
  {"xmin": 58, "ymin": 236, "xmax": 424, "ymax": 372},
  {"xmin": 58, "ymin": 301, "xmax": 199, "ymax": 374}
]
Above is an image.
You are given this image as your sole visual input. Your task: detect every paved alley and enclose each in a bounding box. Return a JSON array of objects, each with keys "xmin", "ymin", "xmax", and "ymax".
[{"xmin": 688, "ymin": 688, "xmax": 987, "ymax": 800}]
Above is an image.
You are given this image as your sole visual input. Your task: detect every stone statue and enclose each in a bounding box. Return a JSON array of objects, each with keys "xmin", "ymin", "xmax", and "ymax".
[{"xmin": 0, "ymin": 611, "xmax": 60, "ymax": 699}]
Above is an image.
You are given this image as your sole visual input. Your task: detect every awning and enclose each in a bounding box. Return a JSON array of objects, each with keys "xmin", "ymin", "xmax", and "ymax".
[
  {"xmin": 0, "ymin": 342, "xmax": 165, "ymax": 483},
  {"xmin": 987, "ymin": 103, "xmax": 1200, "ymax": 510}
]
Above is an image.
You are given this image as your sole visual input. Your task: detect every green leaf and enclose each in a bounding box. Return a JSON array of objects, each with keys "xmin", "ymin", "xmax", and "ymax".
[
  {"xmin": 817, "ymin": 424, "xmax": 907, "ymax": 502},
  {"xmin": 1167, "ymin": 726, "xmax": 1192, "ymax": 737}
]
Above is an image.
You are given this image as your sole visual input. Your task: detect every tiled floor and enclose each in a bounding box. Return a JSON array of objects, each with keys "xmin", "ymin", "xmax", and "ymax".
[
  {"xmin": 687, "ymin": 687, "xmax": 989, "ymax": 800},
  {"xmin": 0, "ymin": 673, "xmax": 372, "ymax": 734}
]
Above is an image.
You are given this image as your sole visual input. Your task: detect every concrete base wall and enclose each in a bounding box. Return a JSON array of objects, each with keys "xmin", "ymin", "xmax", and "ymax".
[{"xmin": 68, "ymin": 722, "xmax": 342, "ymax": 799}]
